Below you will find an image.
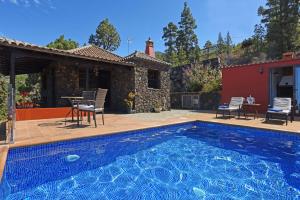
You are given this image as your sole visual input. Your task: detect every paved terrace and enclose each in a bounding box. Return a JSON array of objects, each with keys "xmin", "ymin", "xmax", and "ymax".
[{"xmin": 9, "ymin": 109, "xmax": 300, "ymax": 147}]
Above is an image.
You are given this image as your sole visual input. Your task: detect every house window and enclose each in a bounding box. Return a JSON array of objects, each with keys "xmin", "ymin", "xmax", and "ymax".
[{"xmin": 148, "ymin": 69, "xmax": 160, "ymax": 89}]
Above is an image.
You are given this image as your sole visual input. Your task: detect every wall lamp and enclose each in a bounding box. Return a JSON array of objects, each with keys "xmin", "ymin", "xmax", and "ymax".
[{"xmin": 259, "ymin": 66, "xmax": 264, "ymax": 74}]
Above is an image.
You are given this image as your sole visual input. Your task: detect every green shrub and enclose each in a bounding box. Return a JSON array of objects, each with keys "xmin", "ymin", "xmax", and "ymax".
[
  {"xmin": 184, "ymin": 64, "xmax": 221, "ymax": 93},
  {"xmin": 0, "ymin": 74, "xmax": 8, "ymax": 121}
]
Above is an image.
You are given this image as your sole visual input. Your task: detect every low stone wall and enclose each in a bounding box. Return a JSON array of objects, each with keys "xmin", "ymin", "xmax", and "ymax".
[{"xmin": 171, "ymin": 91, "xmax": 221, "ymax": 110}]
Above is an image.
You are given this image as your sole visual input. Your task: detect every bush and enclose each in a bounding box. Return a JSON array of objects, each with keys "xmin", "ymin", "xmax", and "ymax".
[
  {"xmin": 0, "ymin": 74, "xmax": 8, "ymax": 121},
  {"xmin": 184, "ymin": 64, "xmax": 221, "ymax": 93}
]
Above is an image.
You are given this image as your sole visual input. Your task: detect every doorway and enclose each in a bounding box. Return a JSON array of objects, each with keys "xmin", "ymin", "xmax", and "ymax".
[
  {"xmin": 269, "ymin": 66, "xmax": 293, "ymax": 104},
  {"xmin": 90, "ymin": 70, "xmax": 111, "ymax": 108}
]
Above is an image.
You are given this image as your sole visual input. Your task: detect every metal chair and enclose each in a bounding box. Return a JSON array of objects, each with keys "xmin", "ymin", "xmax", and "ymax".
[
  {"xmin": 71, "ymin": 91, "xmax": 96, "ymax": 121},
  {"xmin": 78, "ymin": 88, "xmax": 108, "ymax": 127}
]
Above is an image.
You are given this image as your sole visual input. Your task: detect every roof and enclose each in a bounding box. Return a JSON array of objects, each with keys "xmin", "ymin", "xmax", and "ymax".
[
  {"xmin": 68, "ymin": 45, "xmax": 123, "ymax": 63},
  {"xmin": 0, "ymin": 37, "xmax": 134, "ymax": 66},
  {"xmin": 221, "ymin": 57, "xmax": 300, "ymax": 69},
  {"xmin": 123, "ymin": 51, "xmax": 171, "ymax": 66}
]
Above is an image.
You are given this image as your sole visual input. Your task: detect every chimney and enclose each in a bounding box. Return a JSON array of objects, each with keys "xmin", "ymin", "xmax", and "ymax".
[
  {"xmin": 145, "ymin": 37, "xmax": 155, "ymax": 57},
  {"xmin": 282, "ymin": 52, "xmax": 295, "ymax": 60}
]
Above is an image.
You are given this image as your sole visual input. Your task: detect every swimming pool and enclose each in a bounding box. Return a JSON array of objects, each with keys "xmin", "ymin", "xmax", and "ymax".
[{"xmin": 1, "ymin": 121, "xmax": 300, "ymax": 199}]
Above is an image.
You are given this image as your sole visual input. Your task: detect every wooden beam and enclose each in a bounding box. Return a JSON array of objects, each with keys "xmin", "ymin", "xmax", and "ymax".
[
  {"xmin": 85, "ymin": 66, "xmax": 90, "ymax": 90},
  {"xmin": 9, "ymin": 52, "xmax": 15, "ymax": 91}
]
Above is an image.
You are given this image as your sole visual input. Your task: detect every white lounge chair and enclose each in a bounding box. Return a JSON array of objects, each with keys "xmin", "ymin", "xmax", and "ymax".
[
  {"xmin": 216, "ymin": 97, "xmax": 244, "ymax": 118},
  {"xmin": 266, "ymin": 97, "xmax": 292, "ymax": 125}
]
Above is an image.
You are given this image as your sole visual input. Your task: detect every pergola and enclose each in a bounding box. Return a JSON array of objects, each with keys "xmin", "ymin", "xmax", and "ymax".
[
  {"xmin": 0, "ymin": 37, "xmax": 135, "ymax": 119},
  {"xmin": 0, "ymin": 37, "xmax": 133, "ymax": 91}
]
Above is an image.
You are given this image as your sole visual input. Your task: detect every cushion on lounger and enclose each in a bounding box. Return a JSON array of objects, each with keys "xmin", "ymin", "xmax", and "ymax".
[{"xmin": 268, "ymin": 108, "xmax": 283, "ymax": 112}]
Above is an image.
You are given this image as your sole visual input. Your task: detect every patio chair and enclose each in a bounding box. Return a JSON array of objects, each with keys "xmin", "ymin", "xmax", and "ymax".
[
  {"xmin": 216, "ymin": 97, "xmax": 244, "ymax": 118},
  {"xmin": 78, "ymin": 88, "xmax": 108, "ymax": 127},
  {"xmin": 71, "ymin": 91, "xmax": 96, "ymax": 121},
  {"xmin": 265, "ymin": 97, "xmax": 292, "ymax": 125}
]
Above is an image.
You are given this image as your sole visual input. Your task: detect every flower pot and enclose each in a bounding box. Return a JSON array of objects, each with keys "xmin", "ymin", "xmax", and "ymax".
[{"xmin": 154, "ymin": 107, "xmax": 162, "ymax": 113}]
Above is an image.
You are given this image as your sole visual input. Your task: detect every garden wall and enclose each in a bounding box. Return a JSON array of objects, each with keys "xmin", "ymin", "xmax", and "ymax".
[{"xmin": 171, "ymin": 92, "xmax": 221, "ymax": 110}]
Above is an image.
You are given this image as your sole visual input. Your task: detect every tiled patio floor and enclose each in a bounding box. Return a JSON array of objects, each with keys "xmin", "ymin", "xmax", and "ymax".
[{"xmin": 8, "ymin": 109, "xmax": 300, "ymax": 148}]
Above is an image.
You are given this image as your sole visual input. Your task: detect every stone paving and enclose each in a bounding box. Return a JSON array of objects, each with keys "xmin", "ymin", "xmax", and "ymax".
[{"xmin": 7, "ymin": 109, "xmax": 300, "ymax": 148}]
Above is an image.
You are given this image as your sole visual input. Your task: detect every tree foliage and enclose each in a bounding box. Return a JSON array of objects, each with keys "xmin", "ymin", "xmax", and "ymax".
[
  {"xmin": 258, "ymin": 0, "xmax": 300, "ymax": 58},
  {"xmin": 162, "ymin": 22, "xmax": 179, "ymax": 65},
  {"xmin": 216, "ymin": 32, "xmax": 225, "ymax": 55},
  {"xmin": 203, "ymin": 40, "xmax": 213, "ymax": 59},
  {"xmin": 0, "ymin": 74, "xmax": 8, "ymax": 120},
  {"xmin": 89, "ymin": 18, "xmax": 121, "ymax": 51},
  {"xmin": 161, "ymin": 2, "xmax": 199, "ymax": 66},
  {"xmin": 176, "ymin": 2, "xmax": 199, "ymax": 62},
  {"xmin": 225, "ymin": 32, "xmax": 233, "ymax": 55},
  {"xmin": 184, "ymin": 64, "xmax": 221, "ymax": 92},
  {"xmin": 47, "ymin": 35, "xmax": 79, "ymax": 50}
]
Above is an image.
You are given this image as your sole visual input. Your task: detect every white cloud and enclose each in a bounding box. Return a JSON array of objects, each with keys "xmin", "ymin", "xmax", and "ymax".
[
  {"xmin": 9, "ymin": 0, "xmax": 18, "ymax": 5},
  {"xmin": 3, "ymin": 0, "xmax": 50, "ymax": 7},
  {"xmin": 33, "ymin": 0, "xmax": 40, "ymax": 4}
]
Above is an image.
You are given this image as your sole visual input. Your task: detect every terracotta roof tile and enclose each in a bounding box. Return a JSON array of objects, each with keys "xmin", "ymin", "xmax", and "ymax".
[
  {"xmin": 68, "ymin": 45, "xmax": 123, "ymax": 62},
  {"xmin": 0, "ymin": 37, "xmax": 134, "ymax": 66},
  {"xmin": 123, "ymin": 51, "xmax": 171, "ymax": 66}
]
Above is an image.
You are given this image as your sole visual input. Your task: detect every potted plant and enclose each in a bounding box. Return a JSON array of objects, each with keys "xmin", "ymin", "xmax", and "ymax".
[
  {"xmin": 153, "ymin": 101, "xmax": 162, "ymax": 113},
  {"xmin": 124, "ymin": 92, "xmax": 136, "ymax": 114}
]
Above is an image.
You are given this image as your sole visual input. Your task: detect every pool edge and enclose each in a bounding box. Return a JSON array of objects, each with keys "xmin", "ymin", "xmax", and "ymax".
[{"xmin": 0, "ymin": 145, "xmax": 8, "ymax": 182}]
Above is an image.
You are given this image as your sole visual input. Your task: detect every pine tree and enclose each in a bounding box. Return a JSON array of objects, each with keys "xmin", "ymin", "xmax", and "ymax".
[
  {"xmin": 225, "ymin": 32, "xmax": 233, "ymax": 56},
  {"xmin": 162, "ymin": 22, "xmax": 179, "ymax": 65},
  {"xmin": 253, "ymin": 24, "xmax": 265, "ymax": 53},
  {"xmin": 176, "ymin": 2, "xmax": 199, "ymax": 62},
  {"xmin": 177, "ymin": 47, "xmax": 188, "ymax": 65},
  {"xmin": 217, "ymin": 32, "xmax": 225, "ymax": 55},
  {"xmin": 88, "ymin": 18, "xmax": 121, "ymax": 51},
  {"xmin": 204, "ymin": 40, "xmax": 213, "ymax": 59},
  {"xmin": 258, "ymin": 0, "xmax": 300, "ymax": 58}
]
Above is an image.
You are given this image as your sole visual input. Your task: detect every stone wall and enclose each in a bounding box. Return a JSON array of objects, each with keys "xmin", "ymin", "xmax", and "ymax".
[
  {"xmin": 170, "ymin": 64, "xmax": 191, "ymax": 92},
  {"xmin": 132, "ymin": 59, "xmax": 171, "ymax": 112},
  {"xmin": 47, "ymin": 60, "xmax": 134, "ymax": 112},
  {"xmin": 171, "ymin": 91, "xmax": 221, "ymax": 110},
  {"xmin": 44, "ymin": 58, "xmax": 170, "ymax": 113},
  {"xmin": 53, "ymin": 61, "xmax": 80, "ymax": 106},
  {"xmin": 110, "ymin": 65, "xmax": 135, "ymax": 112},
  {"xmin": 170, "ymin": 63, "xmax": 221, "ymax": 110}
]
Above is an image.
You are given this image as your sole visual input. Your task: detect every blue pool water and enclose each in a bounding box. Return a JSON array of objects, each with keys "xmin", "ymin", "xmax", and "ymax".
[{"xmin": 1, "ymin": 121, "xmax": 300, "ymax": 199}]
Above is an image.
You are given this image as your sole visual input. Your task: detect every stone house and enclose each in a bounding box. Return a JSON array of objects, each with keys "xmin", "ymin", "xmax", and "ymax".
[{"xmin": 0, "ymin": 37, "xmax": 171, "ymax": 116}]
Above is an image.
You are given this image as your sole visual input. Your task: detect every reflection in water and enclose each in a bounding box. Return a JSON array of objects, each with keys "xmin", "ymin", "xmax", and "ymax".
[{"xmin": 1, "ymin": 122, "xmax": 300, "ymax": 199}]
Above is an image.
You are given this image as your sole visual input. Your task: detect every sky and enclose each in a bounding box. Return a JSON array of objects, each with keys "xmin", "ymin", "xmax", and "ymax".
[{"xmin": 0, "ymin": 0, "xmax": 266, "ymax": 56}]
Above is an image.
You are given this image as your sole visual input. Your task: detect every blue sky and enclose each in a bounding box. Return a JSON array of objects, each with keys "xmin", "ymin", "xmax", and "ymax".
[{"xmin": 0, "ymin": 0, "xmax": 266, "ymax": 56}]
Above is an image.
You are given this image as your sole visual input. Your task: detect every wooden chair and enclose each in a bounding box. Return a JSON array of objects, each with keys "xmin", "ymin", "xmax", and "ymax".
[{"xmin": 78, "ymin": 88, "xmax": 108, "ymax": 127}]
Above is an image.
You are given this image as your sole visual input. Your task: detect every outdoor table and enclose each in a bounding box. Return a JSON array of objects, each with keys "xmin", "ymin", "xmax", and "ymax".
[
  {"xmin": 61, "ymin": 96, "xmax": 84, "ymax": 126},
  {"xmin": 242, "ymin": 103, "xmax": 261, "ymax": 119}
]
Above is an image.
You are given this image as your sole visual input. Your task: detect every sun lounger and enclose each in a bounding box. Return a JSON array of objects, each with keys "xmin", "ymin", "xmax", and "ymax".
[
  {"xmin": 265, "ymin": 97, "xmax": 292, "ymax": 125},
  {"xmin": 216, "ymin": 97, "xmax": 244, "ymax": 118}
]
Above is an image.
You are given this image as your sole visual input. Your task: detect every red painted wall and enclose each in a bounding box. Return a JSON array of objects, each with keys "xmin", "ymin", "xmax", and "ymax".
[
  {"xmin": 16, "ymin": 107, "xmax": 72, "ymax": 121},
  {"xmin": 221, "ymin": 59, "xmax": 300, "ymax": 112}
]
